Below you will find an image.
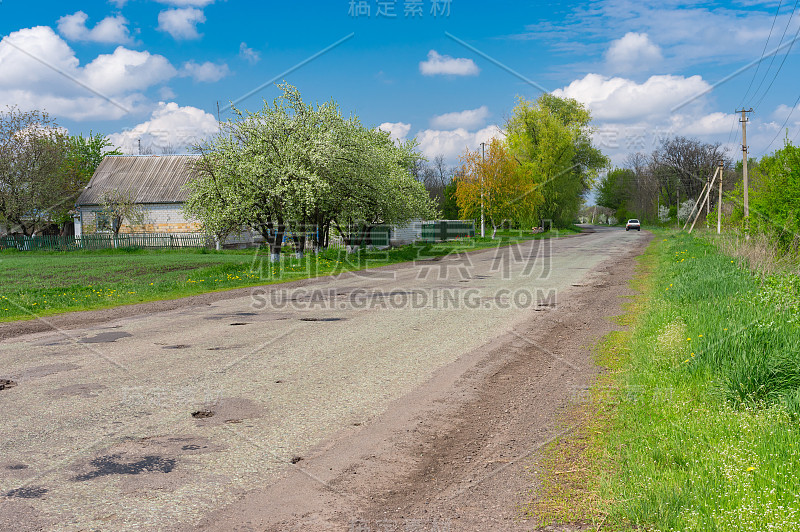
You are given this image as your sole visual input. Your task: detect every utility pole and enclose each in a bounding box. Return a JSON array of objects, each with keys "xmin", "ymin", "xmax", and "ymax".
[
  {"xmin": 138, "ymin": 138, "xmax": 141, "ymax": 155},
  {"xmin": 717, "ymin": 160, "xmax": 724, "ymax": 234},
  {"xmin": 480, "ymin": 142, "xmax": 485, "ymax": 238},
  {"xmin": 738, "ymin": 108, "xmax": 753, "ymax": 237}
]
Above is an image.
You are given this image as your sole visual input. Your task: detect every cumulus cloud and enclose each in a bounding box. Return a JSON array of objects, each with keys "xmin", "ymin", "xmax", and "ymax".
[
  {"xmin": 57, "ymin": 12, "xmax": 134, "ymax": 44},
  {"xmin": 109, "ymin": 102, "xmax": 219, "ymax": 154},
  {"xmin": 430, "ymin": 106, "xmax": 489, "ymax": 130},
  {"xmin": 604, "ymin": 32, "xmax": 662, "ymax": 73},
  {"xmin": 416, "ymin": 125, "xmax": 503, "ymax": 161},
  {"xmin": 239, "ymin": 42, "xmax": 261, "ymax": 64},
  {"xmin": 157, "ymin": 8, "xmax": 206, "ymax": 40},
  {"xmin": 553, "ymin": 73, "xmax": 709, "ymax": 122},
  {"xmin": 83, "ymin": 47, "xmax": 177, "ymax": 94},
  {"xmin": 419, "ymin": 50, "xmax": 479, "ymax": 76},
  {"xmin": 181, "ymin": 60, "xmax": 230, "ymax": 82},
  {"xmin": 378, "ymin": 122, "xmax": 411, "ymax": 143},
  {"xmin": 669, "ymin": 112, "xmax": 736, "ymax": 137},
  {"xmin": 0, "ymin": 26, "xmax": 175, "ymax": 120}
]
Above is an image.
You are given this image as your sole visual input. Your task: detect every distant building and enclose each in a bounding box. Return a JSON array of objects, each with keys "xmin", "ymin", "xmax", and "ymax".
[{"xmin": 74, "ymin": 154, "xmax": 202, "ymax": 236}]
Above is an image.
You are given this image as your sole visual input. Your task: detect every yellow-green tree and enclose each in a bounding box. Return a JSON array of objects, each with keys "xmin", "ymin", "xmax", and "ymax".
[
  {"xmin": 455, "ymin": 138, "xmax": 542, "ymax": 238},
  {"xmin": 507, "ymin": 94, "xmax": 607, "ymax": 226}
]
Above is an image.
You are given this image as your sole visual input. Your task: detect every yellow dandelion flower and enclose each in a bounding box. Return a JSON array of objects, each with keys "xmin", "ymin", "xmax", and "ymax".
[{"xmin": 747, "ymin": 466, "xmax": 756, "ymax": 472}]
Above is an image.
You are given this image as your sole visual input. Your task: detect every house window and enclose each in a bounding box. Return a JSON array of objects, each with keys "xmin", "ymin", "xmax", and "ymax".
[{"xmin": 94, "ymin": 212, "xmax": 115, "ymax": 232}]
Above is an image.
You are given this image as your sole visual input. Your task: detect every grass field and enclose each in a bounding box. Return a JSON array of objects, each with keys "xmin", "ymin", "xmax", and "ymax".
[
  {"xmin": 531, "ymin": 230, "xmax": 800, "ymax": 530},
  {"xmin": 0, "ymin": 228, "xmax": 579, "ymax": 322}
]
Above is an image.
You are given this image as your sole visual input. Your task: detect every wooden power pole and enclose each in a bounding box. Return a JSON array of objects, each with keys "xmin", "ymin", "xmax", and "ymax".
[
  {"xmin": 738, "ymin": 108, "xmax": 752, "ymax": 236},
  {"xmin": 717, "ymin": 160, "xmax": 724, "ymax": 234}
]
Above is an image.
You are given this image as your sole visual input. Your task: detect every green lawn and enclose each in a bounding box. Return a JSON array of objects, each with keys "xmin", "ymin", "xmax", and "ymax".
[
  {"xmin": 0, "ymin": 228, "xmax": 579, "ymax": 322},
  {"xmin": 531, "ymin": 230, "xmax": 800, "ymax": 530}
]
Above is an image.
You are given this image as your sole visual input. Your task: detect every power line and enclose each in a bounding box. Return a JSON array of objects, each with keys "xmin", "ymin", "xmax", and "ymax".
[
  {"xmin": 753, "ymin": 17, "xmax": 800, "ymax": 110},
  {"xmin": 750, "ymin": 0, "xmax": 800, "ymax": 109},
  {"xmin": 740, "ymin": 0, "xmax": 784, "ymax": 106}
]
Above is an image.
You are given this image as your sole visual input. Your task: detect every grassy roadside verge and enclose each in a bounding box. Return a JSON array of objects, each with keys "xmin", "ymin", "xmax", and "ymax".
[
  {"xmin": 529, "ymin": 230, "xmax": 800, "ymax": 530},
  {"xmin": 0, "ymin": 228, "xmax": 580, "ymax": 322}
]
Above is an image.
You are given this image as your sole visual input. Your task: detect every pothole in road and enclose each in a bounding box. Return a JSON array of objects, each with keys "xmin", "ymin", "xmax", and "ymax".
[
  {"xmin": 0, "ymin": 379, "xmax": 17, "ymax": 391},
  {"xmin": 229, "ymin": 322, "xmax": 250, "ymax": 326},
  {"xmin": 5, "ymin": 486, "xmax": 48, "ymax": 499},
  {"xmin": 79, "ymin": 331, "xmax": 133, "ymax": 344},
  {"xmin": 73, "ymin": 455, "xmax": 176, "ymax": 481},
  {"xmin": 299, "ymin": 317, "xmax": 345, "ymax": 322},
  {"xmin": 6, "ymin": 464, "xmax": 28, "ymax": 470},
  {"xmin": 191, "ymin": 410, "xmax": 214, "ymax": 419},
  {"xmin": 163, "ymin": 345, "xmax": 191, "ymax": 349},
  {"xmin": 290, "ymin": 456, "xmax": 303, "ymax": 464}
]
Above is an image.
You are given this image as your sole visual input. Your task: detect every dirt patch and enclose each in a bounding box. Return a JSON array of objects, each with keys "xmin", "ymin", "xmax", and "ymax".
[
  {"xmin": 8, "ymin": 363, "xmax": 81, "ymax": 381},
  {"xmin": 192, "ymin": 397, "xmax": 265, "ymax": 426},
  {"xmin": 47, "ymin": 383, "xmax": 105, "ymax": 398}
]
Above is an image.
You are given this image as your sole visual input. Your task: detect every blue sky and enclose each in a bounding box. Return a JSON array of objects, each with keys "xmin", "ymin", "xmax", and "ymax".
[{"xmin": 1, "ymin": 0, "xmax": 799, "ymax": 169}]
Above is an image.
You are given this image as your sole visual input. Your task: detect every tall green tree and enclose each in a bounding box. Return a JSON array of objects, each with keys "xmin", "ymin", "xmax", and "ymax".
[
  {"xmin": 0, "ymin": 107, "xmax": 67, "ymax": 235},
  {"xmin": 0, "ymin": 107, "xmax": 118, "ymax": 236},
  {"xmin": 506, "ymin": 94, "xmax": 607, "ymax": 227},
  {"xmin": 596, "ymin": 168, "xmax": 636, "ymax": 219},
  {"xmin": 749, "ymin": 143, "xmax": 800, "ymax": 240},
  {"xmin": 186, "ymin": 83, "xmax": 436, "ymax": 258},
  {"xmin": 55, "ymin": 133, "xmax": 121, "ymax": 233}
]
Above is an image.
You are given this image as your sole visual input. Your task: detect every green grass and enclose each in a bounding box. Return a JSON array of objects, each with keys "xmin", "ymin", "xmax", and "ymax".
[
  {"xmin": 604, "ymin": 232, "xmax": 800, "ymax": 530},
  {"xmin": 0, "ymin": 228, "xmax": 578, "ymax": 322},
  {"xmin": 529, "ymin": 230, "xmax": 800, "ymax": 531}
]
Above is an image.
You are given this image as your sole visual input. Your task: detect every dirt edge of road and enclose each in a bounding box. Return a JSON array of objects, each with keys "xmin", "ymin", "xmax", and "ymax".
[
  {"xmin": 0, "ymin": 233, "xmax": 589, "ymax": 342},
  {"xmin": 189, "ymin": 231, "xmax": 652, "ymax": 532}
]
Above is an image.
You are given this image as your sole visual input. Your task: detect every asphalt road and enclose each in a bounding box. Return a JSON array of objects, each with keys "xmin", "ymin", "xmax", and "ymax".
[{"xmin": 0, "ymin": 226, "xmax": 649, "ymax": 531}]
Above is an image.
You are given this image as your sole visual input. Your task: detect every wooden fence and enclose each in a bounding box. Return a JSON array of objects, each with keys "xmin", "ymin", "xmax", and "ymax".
[
  {"xmin": 0, "ymin": 233, "xmax": 212, "ymax": 251},
  {"xmin": 420, "ymin": 220, "xmax": 476, "ymax": 243}
]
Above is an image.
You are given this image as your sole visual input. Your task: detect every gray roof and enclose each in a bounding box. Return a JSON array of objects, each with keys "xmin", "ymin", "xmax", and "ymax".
[{"xmin": 76, "ymin": 154, "xmax": 201, "ymax": 206}]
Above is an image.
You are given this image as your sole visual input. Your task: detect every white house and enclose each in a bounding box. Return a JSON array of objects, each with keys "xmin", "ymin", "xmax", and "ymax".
[{"xmin": 74, "ymin": 154, "xmax": 204, "ymax": 236}]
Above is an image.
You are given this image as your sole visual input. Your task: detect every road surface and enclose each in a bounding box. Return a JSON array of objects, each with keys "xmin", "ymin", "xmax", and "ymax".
[{"xmin": 0, "ymin": 226, "xmax": 650, "ymax": 531}]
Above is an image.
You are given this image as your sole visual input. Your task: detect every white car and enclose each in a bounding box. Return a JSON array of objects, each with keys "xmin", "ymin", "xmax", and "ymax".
[{"xmin": 626, "ymin": 219, "xmax": 641, "ymax": 231}]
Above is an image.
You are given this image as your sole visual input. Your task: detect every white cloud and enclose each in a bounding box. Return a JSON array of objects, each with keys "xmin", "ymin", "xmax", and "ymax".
[
  {"xmin": 0, "ymin": 26, "xmax": 175, "ymax": 120},
  {"xmin": 159, "ymin": 86, "xmax": 177, "ymax": 100},
  {"xmin": 83, "ymin": 47, "xmax": 176, "ymax": 94},
  {"xmin": 604, "ymin": 32, "xmax": 662, "ymax": 73},
  {"xmin": 181, "ymin": 60, "xmax": 230, "ymax": 82},
  {"xmin": 521, "ymin": 1, "xmax": 795, "ymax": 70},
  {"xmin": 553, "ymin": 73, "xmax": 710, "ymax": 122},
  {"xmin": 239, "ymin": 42, "xmax": 260, "ymax": 64},
  {"xmin": 419, "ymin": 50, "xmax": 479, "ymax": 76},
  {"xmin": 109, "ymin": 102, "xmax": 219, "ymax": 154},
  {"xmin": 430, "ymin": 106, "xmax": 489, "ymax": 130},
  {"xmin": 157, "ymin": 8, "xmax": 206, "ymax": 40},
  {"xmin": 156, "ymin": 0, "xmax": 215, "ymax": 5},
  {"xmin": 378, "ymin": 122, "xmax": 411, "ymax": 143},
  {"xmin": 416, "ymin": 125, "xmax": 503, "ymax": 162},
  {"xmin": 670, "ymin": 112, "xmax": 736, "ymax": 137},
  {"xmin": 57, "ymin": 12, "xmax": 133, "ymax": 44}
]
